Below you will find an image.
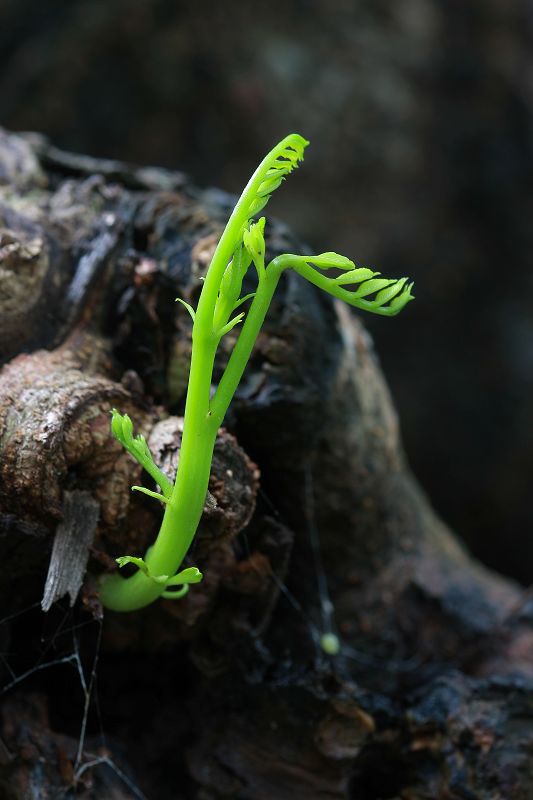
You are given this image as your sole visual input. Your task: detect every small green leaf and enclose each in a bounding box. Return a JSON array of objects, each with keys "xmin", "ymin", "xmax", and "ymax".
[
  {"xmin": 131, "ymin": 486, "xmax": 169, "ymax": 504},
  {"xmin": 161, "ymin": 566, "xmax": 203, "ymax": 598},
  {"xmin": 243, "ymin": 217, "xmax": 267, "ymax": 279},
  {"xmin": 232, "ymin": 243, "xmax": 253, "ymax": 280},
  {"xmin": 110, "ymin": 408, "xmax": 124, "ymax": 440},
  {"xmin": 354, "ymin": 278, "xmax": 396, "ymax": 298},
  {"xmin": 167, "ymin": 566, "xmax": 203, "ymax": 586},
  {"xmin": 248, "ymin": 196, "xmax": 269, "ymax": 217},
  {"xmin": 116, "ymin": 556, "xmax": 149, "ymax": 575},
  {"xmin": 217, "ymin": 312, "xmax": 245, "ymax": 338},
  {"xmin": 133, "ymin": 433, "xmax": 152, "ymax": 461},
  {"xmin": 334, "ymin": 268, "xmax": 377, "ymax": 285},
  {"xmin": 387, "ymin": 283, "xmax": 415, "ymax": 314},
  {"xmin": 115, "ymin": 556, "xmax": 202, "ymax": 595},
  {"xmin": 307, "ymin": 252, "xmax": 355, "ymax": 270},
  {"xmin": 233, "ymin": 292, "xmax": 256, "ymax": 311},
  {"xmin": 176, "ymin": 297, "xmax": 196, "ymax": 322},
  {"xmin": 243, "ymin": 217, "xmax": 266, "ymax": 259},
  {"xmin": 257, "ymin": 176, "xmax": 284, "ymax": 197},
  {"xmin": 109, "ymin": 410, "xmax": 174, "ymax": 499},
  {"xmin": 115, "ymin": 555, "xmax": 168, "ymax": 583},
  {"xmin": 374, "ymin": 278, "xmax": 408, "ymax": 307},
  {"xmin": 121, "ymin": 413, "xmax": 134, "ymax": 442}
]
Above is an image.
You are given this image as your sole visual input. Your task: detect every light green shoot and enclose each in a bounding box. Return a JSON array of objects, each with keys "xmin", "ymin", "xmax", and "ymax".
[{"xmin": 99, "ymin": 134, "xmax": 414, "ymax": 612}]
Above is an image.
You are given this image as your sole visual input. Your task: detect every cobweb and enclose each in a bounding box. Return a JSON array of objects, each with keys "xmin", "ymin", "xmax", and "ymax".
[
  {"xmin": 0, "ymin": 462, "xmax": 418, "ymax": 800},
  {"xmin": 0, "ymin": 600, "xmax": 147, "ymax": 800},
  {"xmin": 259, "ymin": 463, "xmax": 421, "ymax": 674}
]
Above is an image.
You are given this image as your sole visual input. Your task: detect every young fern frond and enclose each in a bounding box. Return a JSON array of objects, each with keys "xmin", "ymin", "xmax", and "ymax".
[
  {"xmin": 195, "ymin": 134, "xmax": 309, "ymax": 332},
  {"xmin": 270, "ymin": 254, "xmax": 414, "ymax": 317},
  {"xmin": 212, "ymin": 216, "xmax": 267, "ymax": 335},
  {"xmin": 110, "ymin": 410, "xmax": 173, "ymax": 498},
  {"xmin": 100, "ymin": 134, "xmax": 414, "ymax": 613},
  {"xmin": 243, "ymin": 217, "xmax": 266, "ymax": 279},
  {"xmin": 212, "ymin": 244, "xmax": 252, "ymax": 334},
  {"xmin": 246, "ymin": 135, "xmax": 309, "ymax": 218}
]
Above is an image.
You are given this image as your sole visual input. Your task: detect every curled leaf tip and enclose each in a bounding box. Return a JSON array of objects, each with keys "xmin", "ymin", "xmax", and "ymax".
[{"xmin": 116, "ymin": 555, "xmax": 149, "ymax": 575}]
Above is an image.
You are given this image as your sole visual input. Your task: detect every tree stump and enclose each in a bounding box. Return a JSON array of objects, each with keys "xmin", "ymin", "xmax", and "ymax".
[{"xmin": 0, "ymin": 128, "xmax": 532, "ymax": 799}]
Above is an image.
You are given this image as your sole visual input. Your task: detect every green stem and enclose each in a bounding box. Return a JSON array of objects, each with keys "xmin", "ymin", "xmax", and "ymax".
[
  {"xmin": 100, "ymin": 266, "xmax": 285, "ymax": 611},
  {"xmin": 210, "ymin": 263, "xmax": 282, "ymax": 426},
  {"xmin": 100, "ymin": 336, "xmax": 219, "ymax": 611}
]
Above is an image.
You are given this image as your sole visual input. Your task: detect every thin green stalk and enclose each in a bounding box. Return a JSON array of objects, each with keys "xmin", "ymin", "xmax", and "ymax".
[
  {"xmin": 100, "ymin": 267, "xmax": 283, "ymax": 611},
  {"xmin": 100, "ymin": 337, "xmax": 219, "ymax": 611},
  {"xmin": 210, "ymin": 264, "xmax": 282, "ymax": 426}
]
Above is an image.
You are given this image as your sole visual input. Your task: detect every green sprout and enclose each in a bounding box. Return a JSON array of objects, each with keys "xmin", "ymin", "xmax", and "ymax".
[{"xmin": 99, "ymin": 133, "xmax": 414, "ymax": 612}]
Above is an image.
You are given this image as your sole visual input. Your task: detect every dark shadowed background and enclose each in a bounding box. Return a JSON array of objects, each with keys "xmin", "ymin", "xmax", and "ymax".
[{"xmin": 1, "ymin": 0, "xmax": 532, "ymax": 584}]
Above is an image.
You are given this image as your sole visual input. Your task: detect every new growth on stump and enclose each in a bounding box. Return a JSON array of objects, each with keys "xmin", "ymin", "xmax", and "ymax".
[{"xmin": 99, "ymin": 133, "xmax": 414, "ymax": 612}]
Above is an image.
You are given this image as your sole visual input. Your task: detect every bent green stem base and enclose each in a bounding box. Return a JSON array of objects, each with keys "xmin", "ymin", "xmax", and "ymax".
[{"xmin": 99, "ymin": 266, "xmax": 282, "ymax": 612}]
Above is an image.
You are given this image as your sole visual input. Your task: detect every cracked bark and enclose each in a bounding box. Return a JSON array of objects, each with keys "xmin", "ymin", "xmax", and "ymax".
[{"xmin": 0, "ymin": 128, "xmax": 531, "ymax": 800}]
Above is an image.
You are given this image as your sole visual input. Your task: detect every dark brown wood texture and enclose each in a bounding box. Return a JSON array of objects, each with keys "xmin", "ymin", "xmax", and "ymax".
[{"xmin": 0, "ymin": 130, "xmax": 532, "ymax": 800}]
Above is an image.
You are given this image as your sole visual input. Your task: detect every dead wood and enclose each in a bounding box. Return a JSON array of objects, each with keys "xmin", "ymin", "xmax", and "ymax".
[{"xmin": 0, "ymin": 128, "xmax": 531, "ymax": 800}]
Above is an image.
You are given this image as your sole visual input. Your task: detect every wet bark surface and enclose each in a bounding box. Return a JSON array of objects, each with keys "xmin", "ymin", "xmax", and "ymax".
[
  {"xmin": 2, "ymin": 0, "xmax": 532, "ymax": 585},
  {"xmin": 0, "ymin": 129, "xmax": 532, "ymax": 799}
]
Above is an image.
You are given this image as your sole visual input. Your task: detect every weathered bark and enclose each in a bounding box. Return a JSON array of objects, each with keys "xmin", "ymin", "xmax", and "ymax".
[{"xmin": 0, "ymin": 129, "xmax": 531, "ymax": 800}]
